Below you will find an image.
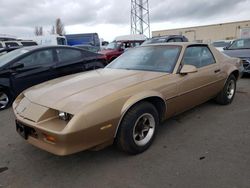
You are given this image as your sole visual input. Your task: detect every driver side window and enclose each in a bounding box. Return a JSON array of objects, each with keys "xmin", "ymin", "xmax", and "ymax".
[{"xmin": 17, "ymin": 49, "xmax": 54, "ymax": 67}]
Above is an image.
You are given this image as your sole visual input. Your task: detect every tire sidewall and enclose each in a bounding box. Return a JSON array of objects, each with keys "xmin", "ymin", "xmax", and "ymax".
[
  {"xmin": 0, "ymin": 89, "xmax": 11, "ymax": 110},
  {"xmin": 224, "ymin": 75, "xmax": 236, "ymax": 104},
  {"xmin": 120, "ymin": 102, "xmax": 159, "ymax": 154}
]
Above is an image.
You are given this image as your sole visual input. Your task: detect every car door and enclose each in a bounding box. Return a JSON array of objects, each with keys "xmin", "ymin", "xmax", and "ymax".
[
  {"xmin": 10, "ymin": 49, "xmax": 57, "ymax": 94},
  {"xmin": 55, "ymin": 48, "xmax": 89, "ymax": 77},
  {"xmin": 170, "ymin": 45, "xmax": 224, "ymax": 115}
]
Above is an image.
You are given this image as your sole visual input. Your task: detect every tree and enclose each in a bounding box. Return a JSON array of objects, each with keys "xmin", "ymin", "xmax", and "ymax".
[
  {"xmin": 34, "ymin": 26, "xmax": 43, "ymax": 36},
  {"xmin": 55, "ymin": 18, "xmax": 65, "ymax": 35},
  {"xmin": 51, "ymin": 25, "xmax": 55, "ymax": 35}
]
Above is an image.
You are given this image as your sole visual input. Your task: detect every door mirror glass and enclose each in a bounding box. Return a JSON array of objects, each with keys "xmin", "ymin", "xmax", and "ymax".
[{"xmin": 180, "ymin": 64, "xmax": 197, "ymax": 74}]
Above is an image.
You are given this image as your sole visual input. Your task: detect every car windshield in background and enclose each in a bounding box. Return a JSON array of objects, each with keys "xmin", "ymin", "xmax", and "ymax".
[
  {"xmin": 0, "ymin": 48, "xmax": 29, "ymax": 67},
  {"xmin": 106, "ymin": 46, "xmax": 181, "ymax": 73},
  {"xmin": 105, "ymin": 42, "xmax": 121, "ymax": 50},
  {"xmin": 228, "ymin": 39, "xmax": 250, "ymax": 50},
  {"xmin": 212, "ymin": 41, "xmax": 231, "ymax": 47}
]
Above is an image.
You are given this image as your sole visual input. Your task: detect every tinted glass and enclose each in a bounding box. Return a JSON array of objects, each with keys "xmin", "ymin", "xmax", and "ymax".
[
  {"xmin": 5, "ymin": 42, "xmax": 19, "ymax": 47},
  {"xmin": 167, "ymin": 39, "xmax": 175, "ymax": 42},
  {"xmin": 18, "ymin": 49, "xmax": 54, "ymax": 67},
  {"xmin": 0, "ymin": 43, "xmax": 3, "ymax": 48},
  {"xmin": 56, "ymin": 48, "xmax": 82, "ymax": 63},
  {"xmin": 107, "ymin": 46, "xmax": 181, "ymax": 73},
  {"xmin": 57, "ymin": 37, "xmax": 67, "ymax": 45},
  {"xmin": 21, "ymin": 42, "xmax": 37, "ymax": 46},
  {"xmin": 0, "ymin": 48, "xmax": 30, "ymax": 67},
  {"xmin": 183, "ymin": 46, "xmax": 215, "ymax": 68},
  {"xmin": 228, "ymin": 39, "xmax": 250, "ymax": 49},
  {"xmin": 175, "ymin": 38, "xmax": 183, "ymax": 42}
]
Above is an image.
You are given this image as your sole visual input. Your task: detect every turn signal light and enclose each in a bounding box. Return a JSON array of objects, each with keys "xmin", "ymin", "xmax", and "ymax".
[{"xmin": 43, "ymin": 134, "xmax": 56, "ymax": 143}]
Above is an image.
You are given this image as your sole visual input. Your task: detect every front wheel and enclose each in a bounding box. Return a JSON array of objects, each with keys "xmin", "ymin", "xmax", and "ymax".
[
  {"xmin": 0, "ymin": 90, "xmax": 11, "ymax": 110},
  {"xmin": 215, "ymin": 74, "xmax": 236, "ymax": 105},
  {"xmin": 116, "ymin": 102, "xmax": 159, "ymax": 154}
]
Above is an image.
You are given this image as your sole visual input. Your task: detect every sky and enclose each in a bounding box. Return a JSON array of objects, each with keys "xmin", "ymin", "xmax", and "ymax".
[{"xmin": 0, "ymin": 0, "xmax": 250, "ymax": 41}]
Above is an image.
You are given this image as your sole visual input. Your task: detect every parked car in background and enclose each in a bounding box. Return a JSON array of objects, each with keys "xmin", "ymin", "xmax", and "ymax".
[
  {"xmin": 0, "ymin": 45, "xmax": 107, "ymax": 110},
  {"xmin": 141, "ymin": 35, "xmax": 188, "ymax": 46},
  {"xmin": 66, "ymin": 33, "xmax": 100, "ymax": 51},
  {"xmin": 0, "ymin": 47, "xmax": 20, "ymax": 56},
  {"xmin": 23, "ymin": 35, "xmax": 67, "ymax": 46},
  {"xmin": 13, "ymin": 43, "xmax": 240, "ymax": 156},
  {"xmin": 18, "ymin": 40, "xmax": 38, "ymax": 47},
  {"xmin": 223, "ymin": 38, "xmax": 250, "ymax": 75},
  {"xmin": 212, "ymin": 40, "xmax": 233, "ymax": 51},
  {"xmin": 0, "ymin": 41, "xmax": 22, "ymax": 49},
  {"xmin": 100, "ymin": 34, "xmax": 146, "ymax": 63},
  {"xmin": 0, "ymin": 40, "xmax": 37, "ymax": 49},
  {"xmin": 74, "ymin": 44, "xmax": 100, "ymax": 53}
]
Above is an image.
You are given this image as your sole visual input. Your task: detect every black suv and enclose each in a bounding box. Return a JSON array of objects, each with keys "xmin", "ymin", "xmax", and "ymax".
[
  {"xmin": 0, "ymin": 45, "xmax": 107, "ymax": 109},
  {"xmin": 141, "ymin": 35, "xmax": 188, "ymax": 45}
]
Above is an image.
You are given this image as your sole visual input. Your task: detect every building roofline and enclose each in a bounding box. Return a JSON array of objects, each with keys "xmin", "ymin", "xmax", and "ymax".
[{"xmin": 152, "ymin": 20, "xmax": 250, "ymax": 33}]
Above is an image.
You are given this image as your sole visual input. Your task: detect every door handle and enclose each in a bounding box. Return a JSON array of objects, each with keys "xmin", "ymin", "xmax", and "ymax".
[{"xmin": 214, "ymin": 69, "xmax": 221, "ymax": 73}]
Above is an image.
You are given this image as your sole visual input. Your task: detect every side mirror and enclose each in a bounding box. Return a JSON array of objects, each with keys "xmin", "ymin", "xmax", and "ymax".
[
  {"xmin": 11, "ymin": 63, "xmax": 24, "ymax": 70},
  {"xmin": 223, "ymin": 46, "xmax": 228, "ymax": 50},
  {"xmin": 180, "ymin": 64, "xmax": 197, "ymax": 74}
]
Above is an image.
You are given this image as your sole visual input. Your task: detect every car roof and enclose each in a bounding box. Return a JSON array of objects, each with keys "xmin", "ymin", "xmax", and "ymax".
[
  {"xmin": 143, "ymin": 42, "xmax": 209, "ymax": 47},
  {"xmin": 152, "ymin": 35, "xmax": 185, "ymax": 39},
  {"xmin": 21, "ymin": 45, "xmax": 81, "ymax": 51}
]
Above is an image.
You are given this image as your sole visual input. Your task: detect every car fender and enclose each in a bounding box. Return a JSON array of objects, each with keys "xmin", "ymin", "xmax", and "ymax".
[{"xmin": 114, "ymin": 90, "xmax": 166, "ymax": 137}]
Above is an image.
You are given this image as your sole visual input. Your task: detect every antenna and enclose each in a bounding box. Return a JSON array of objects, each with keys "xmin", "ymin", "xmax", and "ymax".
[{"xmin": 131, "ymin": 0, "xmax": 150, "ymax": 38}]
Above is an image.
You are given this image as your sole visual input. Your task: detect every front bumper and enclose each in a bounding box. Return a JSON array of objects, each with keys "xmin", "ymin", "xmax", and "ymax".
[
  {"xmin": 13, "ymin": 100, "xmax": 116, "ymax": 156},
  {"xmin": 241, "ymin": 58, "xmax": 250, "ymax": 73}
]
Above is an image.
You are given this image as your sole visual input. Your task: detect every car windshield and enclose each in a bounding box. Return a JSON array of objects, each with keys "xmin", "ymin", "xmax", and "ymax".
[
  {"xmin": 212, "ymin": 41, "xmax": 231, "ymax": 47},
  {"xmin": 105, "ymin": 42, "xmax": 121, "ymax": 50},
  {"xmin": 228, "ymin": 39, "xmax": 250, "ymax": 50},
  {"xmin": 0, "ymin": 48, "xmax": 30, "ymax": 67},
  {"xmin": 106, "ymin": 46, "xmax": 181, "ymax": 73}
]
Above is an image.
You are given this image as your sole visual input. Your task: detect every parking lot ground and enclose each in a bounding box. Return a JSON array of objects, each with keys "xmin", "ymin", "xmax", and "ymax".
[{"xmin": 0, "ymin": 77, "xmax": 250, "ymax": 188}]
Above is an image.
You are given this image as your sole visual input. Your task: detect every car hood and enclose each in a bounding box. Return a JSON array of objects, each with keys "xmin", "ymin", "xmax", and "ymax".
[
  {"xmin": 99, "ymin": 49, "xmax": 117, "ymax": 54},
  {"xmin": 23, "ymin": 68, "xmax": 166, "ymax": 114},
  {"xmin": 223, "ymin": 49, "xmax": 250, "ymax": 58}
]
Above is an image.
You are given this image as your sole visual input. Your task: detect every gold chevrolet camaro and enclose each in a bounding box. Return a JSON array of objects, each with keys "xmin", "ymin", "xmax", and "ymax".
[{"xmin": 13, "ymin": 43, "xmax": 242, "ymax": 156}]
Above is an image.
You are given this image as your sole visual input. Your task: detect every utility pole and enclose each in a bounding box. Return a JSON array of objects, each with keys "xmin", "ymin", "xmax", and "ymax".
[{"xmin": 131, "ymin": 0, "xmax": 150, "ymax": 38}]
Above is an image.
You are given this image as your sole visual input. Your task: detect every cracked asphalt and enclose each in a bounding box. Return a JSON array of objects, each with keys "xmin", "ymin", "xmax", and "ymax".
[{"xmin": 0, "ymin": 77, "xmax": 250, "ymax": 188}]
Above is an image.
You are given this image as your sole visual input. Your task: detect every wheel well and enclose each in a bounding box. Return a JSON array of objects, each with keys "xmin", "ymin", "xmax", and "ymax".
[
  {"xmin": 142, "ymin": 97, "xmax": 166, "ymax": 122},
  {"xmin": 231, "ymin": 70, "xmax": 239, "ymax": 80},
  {"xmin": 115, "ymin": 96, "xmax": 166, "ymax": 138}
]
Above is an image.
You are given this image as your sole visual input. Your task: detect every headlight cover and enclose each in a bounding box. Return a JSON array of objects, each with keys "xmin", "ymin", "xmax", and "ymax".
[{"xmin": 58, "ymin": 111, "xmax": 73, "ymax": 121}]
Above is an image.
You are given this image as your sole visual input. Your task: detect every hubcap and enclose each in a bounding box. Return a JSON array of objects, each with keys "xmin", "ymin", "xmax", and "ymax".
[
  {"xmin": 133, "ymin": 113, "xmax": 155, "ymax": 146},
  {"xmin": 0, "ymin": 92, "xmax": 9, "ymax": 109},
  {"xmin": 227, "ymin": 80, "xmax": 235, "ymax": 100}
]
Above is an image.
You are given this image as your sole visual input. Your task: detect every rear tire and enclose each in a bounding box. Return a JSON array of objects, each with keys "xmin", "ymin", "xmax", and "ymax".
[
  {"xmin": 215, "ymin": 74, "xmax": 236, "ymax": 105},
  {"xmin": 0, "ymin": 89, "xmax": 12, "ymax": 110},
  {"xmin": 116, "ymin": 102, "xmax": 159, "ymax": 154}
]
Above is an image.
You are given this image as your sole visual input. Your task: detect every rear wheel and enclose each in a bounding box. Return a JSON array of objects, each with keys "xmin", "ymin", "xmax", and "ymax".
[
  {"xmin": 215, "ymin": 74, "xmax": 236, "ymax": 105},
  {"xmin": 0, "ymin": 90, "xmax": 11, "ymax": 110},
  {"xmin": 116, "ymin": 102, "xmax": 159, "ymax": 154}
]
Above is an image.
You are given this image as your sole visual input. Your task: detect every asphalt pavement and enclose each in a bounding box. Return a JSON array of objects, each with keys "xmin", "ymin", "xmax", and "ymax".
[{"xmin": 0, "ymin": 77, "xmax": 250, "ymax": 188}]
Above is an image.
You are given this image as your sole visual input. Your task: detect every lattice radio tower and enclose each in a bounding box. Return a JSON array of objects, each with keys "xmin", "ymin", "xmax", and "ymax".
[{"xmin": 131, "ymin": 0, "xmax": 150, "ymax": 38}]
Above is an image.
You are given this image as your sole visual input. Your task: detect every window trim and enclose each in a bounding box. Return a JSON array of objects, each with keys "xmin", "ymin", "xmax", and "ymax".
[
  {"xmin": 178, "ymin": 44, "xmax": 217, "ymax": 73},
  {"xmin": 13, "ymin": 49, "xmax": 55, "ymax": 68}
]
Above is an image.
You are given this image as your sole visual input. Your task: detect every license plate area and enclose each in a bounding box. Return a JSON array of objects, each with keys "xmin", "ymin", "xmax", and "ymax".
[{"xmin": 16, "ymin": 121, "xmax": 36, "ymax": 140}]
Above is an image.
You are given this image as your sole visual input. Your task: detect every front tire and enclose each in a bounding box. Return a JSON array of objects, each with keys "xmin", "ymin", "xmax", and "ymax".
[
  {"xmin": 215, "ymin": 74, "xmax": 236, "ymax": 105},
  {"xmin": 116, "ymin": 102, "xmax": 159, "ymax": 154}
]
